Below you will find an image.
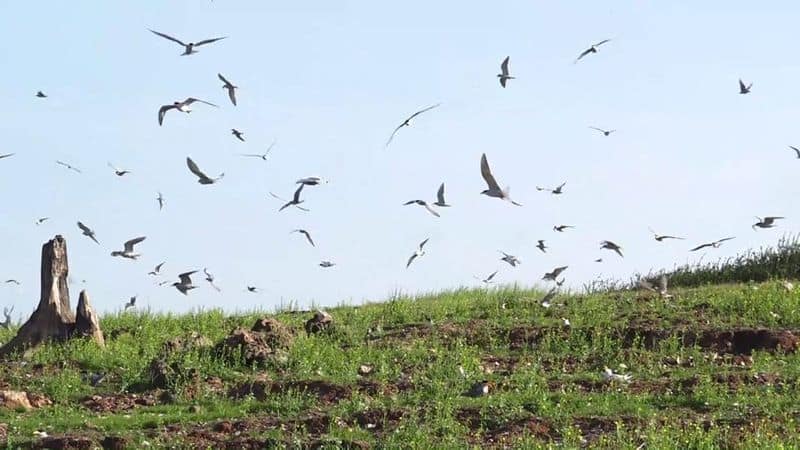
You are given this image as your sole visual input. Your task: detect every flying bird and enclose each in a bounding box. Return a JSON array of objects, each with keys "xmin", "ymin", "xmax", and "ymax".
[
  {"xmin": 406, "ymin": 238, "xmax": 430, "ymax": 269},
  {"xmin": 246, "ymin": 286, "xmax": 259, "ymax": 293},
  {"xmin": 403, "ymin": 199, "xmax": 440, "ymax": 217},
  {"xmin": 433, "ymin": 183, "xmax": 450, "ymax": 207},
  {"xmin": 36, "ymin": 91, "xmax": 47, "ymax": 98},
  {"xmin": 639, "ymin": 275, "xmax": 672, "ymax": 299},
  {"xmin": 172, "ymin": 271, "xmax": 198, "ymax": 295},
  {"xmin": 475, "ymin": 270, "xmax": 498, "ymax": 285},
  {"xmin": 107, "ymin": 162, "xmax": 131, "ymax": 176},
  {"xmin": 218, "ymin": 73, "xmax": 238, "ymax": 106},
  {"xmin": 385, "ymin": 103, "xmax": 440, "ymax": 147},
  {"xmin": 241, "ymin": 141, "xmax": 276, "ymax": 161},
  {"xmin": 0, "ymin": 153, "xmax": 14, "ymax": 160},
  {"xmin": 589, "ymin": 126, "xmax": 615, "ymax": 136},
  {"xmin": 148, "ymin": 29, "xmax": 226, "ymax": 56},
  {"xmin": 739, "ymin": 79, "xmax": 752, "ymax": 94},
  {"xmin": 124, "ymin": 296, "xmax": 136, "ymax": 310},
  {"xmin": 291, "ymin": 229, "xmax": 315, "ymax": 247},
  {"xmin": 156, "ymin": 192, "xmax": 165, "ymax": 210},
  {"xmin": 690, "ymin": 237, "xmax": 735, "ymax": 252},
  {"xmin": 277, "ymin": 184, "xmax": 307, "ymax": 212},
  {"xmin": 540, "ymin": 287, "xmax": 558, "ymax": 308},
  {"xmin": 553, "ymin": 225, "xmax": 574, "ymax": 232},
  {"xmin": 600, "ymin": 240, "xmax": 624, "ymax": 257},
  {"xmin": 77, "ymin": 222, "xmax": 99, "ymax": 244},
  {"xmin": 231, "ymin": 129, "xmax": 245, "ymax": 142},
  {"xmin": 499, "ymin": 251, "xmax": 520, "ymax": 267},
  {"xmin": 536, "ymin": 182, "xmax": 566, "ymax": 194},
  {"xmin": 186, "ymin": 157, "xmax": 224, "ymax": 184},
  {"xmin": 4, "ymin": 280, "xmax": 20, "ymax": 285},
  {"xmin": 648, "ymin": 228, "xmax": 684, "ymax": 242},
  {"xmin": 575, "ymin": 39, "xmax": 611, "ymax": 63},
  {"xmin": 319, "ymin": 261, "xmax": 336, "ymax": 268},
  {"xmin": 56, "ymin": 160, "xmax": 82, "ymax": 173},
  {"xmin": 480, "ymin": 153, "xmax": 521, "ymax": 206},
  {"xmin": 536, "ymin": 240, "xmax": 548, "ymax": 253},
  {"xmin": 158, "ymin": 98, "xmax": 218, "ymax": 126},
  {"xmin": 753, "ymin": 216, "xmax": 784, "ymax": 230},
  {"xmin": 111, "ymin": 237, "xmax": 146, "ymax": 260},
  {"xmin": 789, "ymin": 146, "xmax": 800, "ymax": 159},
  {"xmin": 497, "ymin": 56, "xmax": 514, "ymax": 88},
  {"xmin": 148, "ymin": 262, "xmax": 165, "ymax": 276},
  {"xmin": 543, "ymin": 266, "xmax": 568, "ymax": 281},
  {"xmin": 35, "ymin": 217, "xmax": 49, "ymax": 225},
  {"xmin": 203, "ymin": 268, "xmax": 221, "ymax": 292}
]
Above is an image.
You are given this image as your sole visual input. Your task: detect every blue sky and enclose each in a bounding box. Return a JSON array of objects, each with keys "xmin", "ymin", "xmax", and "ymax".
[{"xmin": 0, "ymin": 2, "xmax": 798, "ymax": 315}]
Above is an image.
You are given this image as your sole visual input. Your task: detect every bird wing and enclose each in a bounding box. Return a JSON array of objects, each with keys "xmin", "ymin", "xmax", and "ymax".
[
  {"xmin": 588, "ymin": 126, "xmax": 606, "ymax": 133},
  {"xmin": 575, "ymin": 48, "xmax": 593, "ymax": 62},
  {"xmin": 178, "ymin": 271, "xmax": 197, "ymax": 284},
  {"xmin": 486, "ymin": 271, "xmax": 498, "ymax": 281},
  {"xmin": 304, "ymin": 231, "xmax": 315, "ymax": 247},
  {"xmin": 436, "ymin": 183, "xmax": 446, "ymax": 204},
  {"xmin": 419, "ymin": 238, "xmax": 430, "ymax": 250},
  {"xmin": 148, "ymin": 29, "xmax": 186, "ymax": 46},
  {"xmin": 194, "ymin": 36, "xmax": 227, "ymax": 47},
  {"xmin": 423, "ymin": 203, "xmax": 440, "ymax": 217},
  {"xmin": 0, "ymin": 153, "xmax": 14, "ymax": 160},
  {"xmin": 155, "ymin": 262, "xmax": 164, "ymax": 272},
  {"xmin": 791, "ymin": 146, "xmax": 800, "ymax": 157},
  {"xmin": 500, "ymin": 56, "xmax": 510, "ymax": 76},
  {"xmin": 184, "ymin": 97, "xmax": 219, "ymax": 108},
  {"xmin": 406, "ymin": 253, "xmax": 417, "ymax": 268},
  {"xmin": 594, "ymin": 39, "xmax": 611, "ymax": 47},
  {"xmin": 292, "ymin": 184, "xmax": 305, "ymax": 202},
  {"xmin": 186, "ymin": 157, "xmax": 212, "ymax": 182},
  {"xmin": 123, "ymin": 236, "xmax": 146, "ymax": 252},
  {"xmin": 500, "ymin": 77, "xmax": 507, "ymax": 88},
  {"xmin": 690, "ymin": 243, "xmax": 711, "ymax": 252},
  {"xmin": 158, "ymin": 104, "xmax": 176, "ymax": 125},
  {"xmin": 407, "ymin": 103, "xmax": 441, "ymax": 121},
  {"xmin": 480, "ymin": 153, "xmax": 500, "ymax": 191},
  {"xmin": 227, "ymin": 87, "xmax": 237, "ymax": 106},
  {"xmin": 77, "ymin": 221, "xmax": 92, "ymax": 234},
  {"xmin": 385, "ymin": 123, "xmax": 404, "ymax": 147},
  {"xmin": 739, "ymin": 79, "xmax": 746, "ymax": 91},
  {"xmin": 217, "ymin": 73, "xmax": 233, "ymax": 86},
  {"xmin": 717, "ymin": 237, "xmax": 736, "ymax": 243},
  {"xmin": 269, "ymin": 192, "xmax": 285, "ymax": 201},
  {"xmin": 765, "ymin": 217, "xmax": 784, "ymax": 223}
]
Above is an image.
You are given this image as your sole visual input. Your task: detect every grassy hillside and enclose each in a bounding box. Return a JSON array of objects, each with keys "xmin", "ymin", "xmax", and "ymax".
[{"xmin": 1, "ymin": 280, "xmax": 800, "ymax": 449}]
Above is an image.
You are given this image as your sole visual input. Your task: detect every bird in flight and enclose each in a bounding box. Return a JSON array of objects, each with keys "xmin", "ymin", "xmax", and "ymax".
[
  {"xmin": 241, "ymin": 141, "xmax": 276, "ymax": 161},
  {"xmin": 0, "ymin": 153, "xmax": 14, "ymax": 160},
  {"xmin": 499, "ymin": 251, "xmax": 520, "ymax": 267},
  {"xmin": 553, "ymin": 225, "xmax": 574, "ymax": 232},
  {"xmin": 124, "ymin": 296, "xmax": 137, "ymax": 310},
  {"xmin": 203, "ymin": 268, "xmax": 221, "ymax": 292},
  {"xmin": 403, "ymin": 199, "xmax": 440, "ymax": 217},
  {"xmin": 497, "ymin": 56, "xmax": 514, "ymax": 88},
  {"xmin": 148, "ymin": 262, "xmax": 165, "ymax": 276},
  {"xmin": 543, "ymin": 266, "xmax": 568, "ymax": 282},
  {"xmin": 739, "ymin": 79, "xmax": 753, "ymax": 94},
  {"xmin": 536, "ymin": 240, "xmax": 548, "ymax": 253},
  {"xmin": 111, "ymin": 237, "xmax": 146, "ymax": 260},
  {"xmin": 107, "ymin": 162, "xmax": 131, "ymax": 177},
  {"xmin": 158, "ymin": 98, "xmax": 218, "ymax": 126},
  {"xmin": 690, "ymin": 237, "xmax": 735, "ymax": 252},
  {"xmin": 56, "ymin": 160, "xmax": 82, "ymax": 173},
  {"xmin": 540, "ymin": 287, "xmax": 558, "ymax": 308},
  {"xmin": 406, "ymin": 238, "xmax": 429, "ymax": 269},
  {"xmin": 4, "ymin": 279, "xmax": 20, "ymax": 285},
  {"xmin": 35, "ymin": 217, "xmax": 49, "ymax": 226},
  {"xmin": 275, "ymin": 184, "xmax": 307, "ymax": 212},
  {"xmin": 433, "ymin": 183, "xmax": 450, "ymax": 207},
  {"xmin": 480, "ymin": 153, "xmax": 521, "ymax": 206},
  {"xmin": 753, "ymin": 216, "xmax": 784, "ymax": 230},
  {"xmin": 186, "ymin": 157, "xmax": 224, "ymax": 185},
  {"xmin": 536, "ymin": 182, "xmax": 566, "ymax": 195},
  {"xmin": 648, "ymin": 227, "xmax": 685, "ymax": 242},
  {"xmin": 296, "ymin": 176, "xmax": 328, "ymax": 186},
  {"xmin": 77, "ymin": 221, "xmax": 99, "ymax": 244},
  {"xmin": 789, "ymin": 146, "xmax": 800, "ymax": 159},
  {"xmin": 156, "ymin": 192, "xmax": 165, "ymax": 210},
  {"xmin": 36, "ymin": 91, "xmax": 47, "ymax": 98},
  {"xmin": 475, "ymin": 270, "xmax": 498, "ymax": 285},
  {"xmin": 319, "ymin": 261, "xmax": 336, "ymax": 268},
  {"xmin": 600, "ymin": 240, "xmax": 624, "ymax": 257},
  {"xmin": 246, "ymin": 286, "xmax": 259, "ymax": 293},
  {"xmin": 231, "ymin": 129, "xmax": 245, "ymax": 142},
  {"xmin": 639, "ymin": 275, "xmax": 672, "ymax": 299},
  {"xmin": 148, "ymin": 29, "xmax": 226, "ymax": 56},
  {"xmin": 218, "ymin": 73, "xmax": 238, "ymax": 106},
  {"xmin": 172, "ymin": 271, "xmax": 198, "ymax": 295},
  {"xmin": 291, "ymin": 229, "xmax": 315, "ymax": 247},
  {"xmin": 575, "ymin": 39, "xmax": 611, "ymax": 63},
  {"xmin": 589, "ymin": 126, "xmax": 615, "ymax": 136},
  {"xmin": 385, "ymin": 103, "xmax": 440, "ymax": 147}
]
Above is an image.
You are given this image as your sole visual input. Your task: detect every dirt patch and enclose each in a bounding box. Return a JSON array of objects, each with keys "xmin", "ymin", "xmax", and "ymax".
[
  {"xmin": 621, "ymin": 327, "xmax": 799, "ymax": 354},
  {"xmin": 350, "ymin": 408, "xmax": 407, "ymax": 433},
  {"xmin": 215, "ymin": 318, "xmax": 293, "ymax": 367},
  {"xmin": 36, "ymin": 435, "xmax": 94, "ymax": 450},
  {"xmin": 229, "ymin": 379, "xmax": 353, "ymax": 404},
  {"xmin": 369, "ymin": 320, "xmax": 496, "ymax": 346},
  {"xmin": 308, "ymin": 438, "xmax": 371, "ymax": 449},
  {"xmin": 82, "ymin": 391, "xmax": 160, "ymax": 413},
  {"xmin": 573, "ymin": 416, "xmax": 642, "ymax": 444},
  {"xmin": 100, "ymin": 436, "xmax": 128, "ymax": 450}
]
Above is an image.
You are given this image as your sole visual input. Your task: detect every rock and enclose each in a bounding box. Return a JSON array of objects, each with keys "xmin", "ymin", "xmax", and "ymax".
[
  {"xmin": 305, "ymin": 310, "xmax": 334, "ymax": 335},
  {"xmin": 38, "ymin": 435, "xmax": 94, "ymax": 450},
  {"xmin": 251, "ymin": 317, "xmax": 294, "ymax": 348},
  {"xmin": 0, "ymin": 390, "xmax": 32, "ymax": 410},
  {"xmin": 100, "ymin": 436, "xmax": 129, "ymax": 450},
  {"xmin": 215, "ymin": 328, "xmax": 274, "ymax": 366}
]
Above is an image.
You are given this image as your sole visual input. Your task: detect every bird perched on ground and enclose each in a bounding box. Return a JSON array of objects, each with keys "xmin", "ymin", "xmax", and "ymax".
[
  {"xmin": 475, "ymin": 270, "xmax": 498, "ymax": 285},
  {"xmin": 589, "ymin": 126, "xmax": 615, "ymax": 136},
  {"xmin": 82, "ymin": 371, "xmax": 106, "ymax": 387},
  {"xmin": 148, "ymin": 262, "xmax": 165, "ymax": 276},
  {"xmin": 36, "ymin": 91, "xmax": 47, "ymax": 98},
  {"xmin": 543, "ymin": 266, "xmax": 568, "ymax": 281},
  {"xmin": 536, "ymin": 182, "xmax": 566, "ymax": 194},
  {"xmin": 276, "ymin": 184, "xmax": 307, "ymax": 212},
  {"xmin": 148, "ymin": 29, "xmax": 226, "ymax": 56},
  {"xmin": 739, "ymin": 79, "xmax": 753, "ymax": 94},
  {"xmin": 463, "ymin": 380, "xmax": 490, "ymax": 397},
  {"xmin": 77, "ymin": 221, "xmax": 99, "ymax": 244},
  {"xmin": 480, "ymin": 153, "xmax": 521, "ymax": 206},
  {"xmin": 789, "ymin": 146, "xmax": 800, "ymax": 159},
  {"xmin": 241, "ymin": 141, "xmax": 276, "ymax": 161},
  {"xmin": 296, "ymin": 176, "xmax": 328, "ymax": 186},
  {"xmin": 403, "ymin": 199, "xmax": 440, "ymax": 217},
  {"xmin": 553, "ymin": 225, "xmax": 574, "ymax": 232},
  {"xmin": 497, "ymin": 56, "xmax": 514, "ymax": 88},
  {"xmin": 648, "ymin": 227, "xmax": 684, "ymax": 242},
  {"xmin": 602, "ymin": 366, "xmax": 632, "ymax": 383},
  {"xmin": 753, "ymin": 216, "xmax": 784, "ymax": 230},
  {"xmin": 600, "ymin": 241, "xmax": 624, "ymax": 257},
  {"xmin": 218, "ymin": 73, "xmax": 237, "ymax": 106},
  {"xmin": 385, "ymin": 103, "xmax": 441, "ymax": 147},
  {"xmin": 186, "ymin": 157, "xmax": 224, "ymax": 185},
  {"xmin": 56, "ymin": 160, "xmax": 82, "ymax": 173},
  {"xmin": 172, "ymin": 271, "xmax": 198, "ymax": 295},
  {"xmin": 0, "ymin": 153, "xmax": 15, "ymax": 160},
  {"xmin": 406, "ymin": 238, "xmax": 429, "ymax": 269},
  {"xmin": 499, "ymin": 251, "xmax": 520, "ymax": 267},
  {"xmin": 575, "ymin": 39, "xmax": 611, "ymax": 63},
  {"xmin": 156, "ymin": 192, "xmax": 165, "ymax": 210},
  {"xmin": 536, "ymin": 240, "xmax": 548, "ymax": 253},
  {"xmin": 111, "ymin": 237, "xmax": 146, "ymax": 260},
  {"xmin": 231, "ymin": 129, "xmax": 245, "ymax": 142},
  {"xmin": 107, "ymin": 162, "xmax": 131, "ymax": 177},
  {"xmin": 35, "ymin": 217, "xmax": 49, "ymax": 225},
  {"xmin": 432, "ymin": 183, "xmax": 450, "ymax": 207},
  {"xmin": 124, "ymin": 296, "xmax": 136, "ymax": 310},
  {"xmin": 319, "ymin": 261, "xmax": 336, "ymax": 268},
  {"xmin": 291, "ymin": 229, "xmax": 315, "ymax": 247},
  {"xmin": 690, "ymin": 237, "xmax": 735, "ymax": 252},
  {"xmin": 158, "ymin": 98, "xmax": 218, "ymax": 126},
  {"xmin": 203, "ymin": 268, "xmax": 221, "ymax": 292}
]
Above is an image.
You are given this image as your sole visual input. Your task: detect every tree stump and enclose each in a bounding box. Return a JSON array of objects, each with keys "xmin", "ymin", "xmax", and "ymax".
[{"xmin": 0, "ymin": 235, "xmax": 104, "ymax": 358}]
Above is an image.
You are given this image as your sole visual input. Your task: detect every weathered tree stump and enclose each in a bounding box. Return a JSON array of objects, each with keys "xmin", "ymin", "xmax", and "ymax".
[{"xmin": 0, "ymin": 235, "xmax": 104, "ymax": 358}]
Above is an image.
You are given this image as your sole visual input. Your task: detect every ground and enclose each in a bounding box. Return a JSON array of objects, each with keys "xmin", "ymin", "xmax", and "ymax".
[{"xmin": 1, "ymin": 281, "xmax": 799, "ymax": 449}]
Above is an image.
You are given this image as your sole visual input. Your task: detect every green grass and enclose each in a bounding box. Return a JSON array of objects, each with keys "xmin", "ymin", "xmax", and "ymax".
[{"xmin": 1, "ymin": 281, "xmax": 800, "ymax": 448}]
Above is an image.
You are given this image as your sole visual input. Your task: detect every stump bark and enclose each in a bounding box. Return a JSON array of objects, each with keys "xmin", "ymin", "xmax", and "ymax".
[{"xmin": 0, "ymin": 235, "xmax": 104, "ymax": 358}]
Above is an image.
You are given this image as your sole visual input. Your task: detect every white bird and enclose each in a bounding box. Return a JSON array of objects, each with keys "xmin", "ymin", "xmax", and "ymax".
[
  {"xmin": 385, "ymin": 103, "xmax": 441, "ymax": 147},
  {"xmin": 403, "ymin": 199, "xmax": 440, "ymax": 217},
  {"xmin": 561, "ymin": 318, "xmax": 571, "ymax": 327},
  {"xmin": 536, "ymin": 182, "xmax": 566, "ymax": 194},
  {"xmin": 543, "ymin": 266, "xmax": 568, "ymax": 281},
  {"xmin": 111, "ymin": 237, "xmax": 146, "ymax": 260},
  {"xmin": 186, "ymin": 157, "xmax": 224, "ymax": 185},
  {"xmin": 148, "ymin": 262, "xmax": 165, "ymax": 276},
  {"xmin": 276, "ymin": 184, "xmax": 307, "ymax": 212},
  {"xmin": 690, "ymin": 237, "xmax": 735, "ymax": 252},
  {"xmin": 107, "ymin": 162, "xmax": 131, "ymax": 176},
  {"xmin": 588, "ymin": 126, "xmax": 615, "ymax": 136},
  {"xmin": 148, "ymin": 29, "xmax": 226, "ymax": 56},
  {"xmin": 77, "ymin": 221, "xmax": 99, "ymax": 244},
  {"xmin": 540, "ymin": 288, "xmax": 558, "ymax": 308},
  {"xmin": 172, "ymin": 271, "xmax": 198, "ymax": 295},
  {"xmin": 600, "ymin": 240, "xmax": 624, "ymax": 257},
  {"xmin": 497, "ymin": 56, "xmax": 514, "ymax": 88},
  {"xmin": 218, "ymin": 73, "xmax": 238, "ymax": 106},
  {"xmin": 158, "ymin": 98, "xmax": 218, "ymax": 126},
  {"xmin": 203, "ymin": 268, "xmax": 221, "ymax": 292},
  {"xmin": 406, "ymin": 238, "xmax": 429, "ymax": 269},
  {"xmin": 241, "ymin": 141, "xmax": 276, "ymax": 161},
  {"xmin": 56, "ymin": 160, "xmax": 82, "ymax": 173},
  {"xmin": 575, "ymin": 39, "xmax": 611, "ymax": 63},
  {"xmin": 480, "ymin": 153, "xmax": 521, "ymax": 206},
  {"xmin": 602, "ymin": 366, "xmax": 632, "ymax": 383}
]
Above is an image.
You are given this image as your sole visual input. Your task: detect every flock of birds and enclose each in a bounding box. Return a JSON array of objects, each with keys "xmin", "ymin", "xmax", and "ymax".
[{"xmin": 0, "ymin": 27, "xmax": 793, "ymax": 315}]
